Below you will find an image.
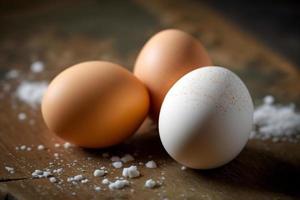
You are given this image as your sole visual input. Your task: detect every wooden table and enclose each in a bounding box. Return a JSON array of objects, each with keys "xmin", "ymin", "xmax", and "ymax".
[{"xmin": 1, "ymin": 0, "xmax": 300, "ymax": 199}]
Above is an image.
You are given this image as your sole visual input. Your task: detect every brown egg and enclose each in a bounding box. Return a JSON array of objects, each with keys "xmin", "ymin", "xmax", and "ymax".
[
  {"xmin": 42, "ymin": 61, "xmax": 149, "ymax": 148},
  {"xmin": 134, "ymin": 29, "xmax": 212, "ymax": 120}
]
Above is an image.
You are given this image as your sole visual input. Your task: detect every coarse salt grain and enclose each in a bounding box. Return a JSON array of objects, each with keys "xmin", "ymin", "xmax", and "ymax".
[
  {"xmin": 181, "ymin": 166, "xmax": 187, "ymax": 170},
  {"xmin": 49, "ymin": 177, "xmax": 57, "ymax": 183},
  {"xmin": 108, "ymin": 180, "xmax": 129, "ymax": 190},
  {"xmin": 122, "ymin": 166, "xmax": 140, "ymax": 178},
  {"xmin": 94, "ymin": 186, "xmax": 101, "ymax": 192},
  {"xmin": 145, "ymin": 179, "xmax": 157, "ymax": 188},
  {"xmin": 145, "ymin": 160, "xmax": 157, "ymax": 168},
  {"xmin": 93, "ymin": 169, "xmax": 106, "ymax": 177},
  {"xmin": 121, "ymin": 154, "xmax": 134, "ymax": 163},
  {"xmin": 37, "ymin": 145, "xmax": 45, "ymax": 151},
  {"xmin": 53, "ymin": 168, "xmax": 63, "ymax": 174},
  {"xmin": 63, "ymin": 142, "xmax": 73, "ymax": 149},
  {"xmin": 18, "ymin": 113, "xmax": 27, "ymax": 121},
  {"xmin": 112, "ymin": 161, "xmax": 123, "ymax": 169},
  {"xmin": 20, "ymin": 145, "xmax": 26, "ymax": 150},
  {"xmin": 30, "ymin": 61, "xmax": 44, "ymax": 73},
  {"xmin": 102, "ymin": 178, "xmax": 110, "ymax": 185},
  {"xmin": 54, "ymin": 143, "xmax": 60, "ymax": 148},
  {"xmin": 73, "ymin": 175, "xmax": 84, "ymax": 181},
  {"xmin": 81, "ymin": 179, "xmax": 88, "ymax": 183}
]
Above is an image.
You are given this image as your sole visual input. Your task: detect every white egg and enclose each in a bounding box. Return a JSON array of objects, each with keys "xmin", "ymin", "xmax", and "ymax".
[{"xmin": 159, "ymin": 66, "xmax": 253, "ymax": 169}]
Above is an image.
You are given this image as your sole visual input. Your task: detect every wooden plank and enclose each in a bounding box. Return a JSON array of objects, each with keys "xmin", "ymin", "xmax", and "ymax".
[{"xmin": 0, "ymin": 0, "xmax": 299, "ymax": 199}]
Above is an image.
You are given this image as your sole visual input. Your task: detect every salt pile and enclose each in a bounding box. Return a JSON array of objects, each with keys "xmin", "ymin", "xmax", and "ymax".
[
  {"xmin": 16, "ymin": 81, "xmax": 48, "ymax": 107},
  {"xmin": 251, "ymin": 95, "xmax": 300, "ymax": 142}
]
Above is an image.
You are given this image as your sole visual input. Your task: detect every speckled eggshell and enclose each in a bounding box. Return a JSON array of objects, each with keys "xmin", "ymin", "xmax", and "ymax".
[{"xmin": 159, "ymin": 66, "xmax": 253, "ymax": 169}]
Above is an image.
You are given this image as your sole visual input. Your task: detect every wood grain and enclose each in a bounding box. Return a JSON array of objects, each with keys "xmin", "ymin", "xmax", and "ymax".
[{"xmin": 0, "ymin": 0, "xmax": 299, "ymax": 199}]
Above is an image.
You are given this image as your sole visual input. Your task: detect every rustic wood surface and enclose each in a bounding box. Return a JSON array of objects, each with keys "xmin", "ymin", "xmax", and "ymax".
[{"xmin": 0, "ymin": 0, "xmax": 300, "ymax": 199}]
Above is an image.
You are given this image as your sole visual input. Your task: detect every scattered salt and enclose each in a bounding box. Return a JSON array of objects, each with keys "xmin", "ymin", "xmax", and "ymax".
[
  {"xmin": 67, "ymin": 174, "xmax": 85, "ymax": 184},
  {"xmin": 32, "ymin": 170, "xmax": 52, "ymax": 178},
  {"xmin": 108, "ymin": 180, "xmax": 129, "ymax": 190},
  {"xmin": 145, "ymin": 179, "xmax": 157, "ymax": 188},
  {"xmin": 53, "ymin": 168, "xmax": 63, "ymax": 174},
  {"xmin": 112, "ymin": 161, "xmax": 123, "ymax": 169},
  {"xmin": 27, "ymin": 147, "xmax": 32, "ymax": 151},
  {"xmin": 16, "ymin": 81, "xmax": 48, "ymax": 107},
  {"xmin": 54, "ymin": 143, "xmax": 60, "ymax": 148},
  {"xmin": 122, "ymin": 166, "xmax": 140, "ymax": 178},
  {"xmin": 30, "ymin": 61, "xmax": 44, "ymax": 73},
  {"xmin": 145, "ymin": 160, "xmax": 157, "ymax": 168},
  {"xmin": 94, "ymin": 186, "xmax": 101, "ymax": 192},
  {"xmin": 181, "ymin": 166, "xmax": 187, "ymax": 170},
  {"xmin": 5, "ymin": 166, "xmax": 14, "ymax": 174},
  {"xmin": 32, "ymin": 170, "xmax": 42, "ymax": 177}
]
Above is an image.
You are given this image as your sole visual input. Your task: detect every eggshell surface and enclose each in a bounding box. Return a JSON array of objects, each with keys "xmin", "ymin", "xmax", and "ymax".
[
  {"xmin": 134, "ymin": 29, "xmax": 212, "ymax": 120},
  {"xmin": 42, "ymin": 61, "xmax": 149, "ymax": 148},
  {"xmin": 159, "ymin": 66, "xmax": 253, "ymax": 169}
]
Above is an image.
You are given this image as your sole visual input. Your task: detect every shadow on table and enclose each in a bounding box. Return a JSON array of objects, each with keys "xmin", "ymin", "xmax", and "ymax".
[{"xmin": 196, "ymin": 144, "xmax": 300, "ymax": 198}]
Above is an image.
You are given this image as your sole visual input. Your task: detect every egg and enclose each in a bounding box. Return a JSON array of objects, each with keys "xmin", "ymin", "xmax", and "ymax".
[
  {"xmin": 159, "ymin": 66, "xmax": 253, "ymax": 169},
  {"xmin": 42, "ymin": 61, "xmax": 149, "ymax": 148},
  {"xmin": 134, "ymin": 29, "xmax": 212, "ymax": 120}
]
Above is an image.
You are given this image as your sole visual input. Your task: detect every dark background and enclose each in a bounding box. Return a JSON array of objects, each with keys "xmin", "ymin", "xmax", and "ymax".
[{"xmin": 1, "ymin": 0, "xmax": 300, "ymax": 66}]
